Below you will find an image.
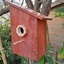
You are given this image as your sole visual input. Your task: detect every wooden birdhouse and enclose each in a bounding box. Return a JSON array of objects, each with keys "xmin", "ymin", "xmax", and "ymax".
[{"xmin": 6, "ymin": 1, "xmax": 52, "ymax": 61}]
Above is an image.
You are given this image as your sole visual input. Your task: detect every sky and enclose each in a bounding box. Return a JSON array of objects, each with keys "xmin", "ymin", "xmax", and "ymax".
[
  {"xmin": 14, "ymin": 0, "xmax": 56, "ymax": 3},
  {"xmin": 0, "ymin": 0, "xmax": 3, "ymax": 5},
  {"xmin": 52, "ymin": 0, "xmax": 56, "ymax": 2},
  {"xmin": 13, "ymin": 0, "xmax": 56, "ymax": 6},
  {"xmin": 0, "ymin": 0, "xmax": 56, "ymax": 5}
]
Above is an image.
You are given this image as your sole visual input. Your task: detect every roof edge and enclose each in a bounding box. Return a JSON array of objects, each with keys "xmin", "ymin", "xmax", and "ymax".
[{"xmin": 6, "ymin": 1, "xmax": 52, "ymax": 20}]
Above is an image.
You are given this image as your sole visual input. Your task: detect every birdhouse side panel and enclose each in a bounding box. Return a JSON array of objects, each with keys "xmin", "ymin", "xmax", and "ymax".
[{"xmin": 37, "ymin": 19, "xmax": 47, "ymax": 59}]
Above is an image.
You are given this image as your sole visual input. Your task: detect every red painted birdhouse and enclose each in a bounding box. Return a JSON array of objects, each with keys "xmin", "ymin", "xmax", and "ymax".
[{"xmin": 6, "ymin": 1, "xmax": 52, "ymax": 61}]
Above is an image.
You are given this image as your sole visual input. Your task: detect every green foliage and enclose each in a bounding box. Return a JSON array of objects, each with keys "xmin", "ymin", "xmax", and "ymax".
[
  {"xmin": 47, "ymin": 45, "xmax": 54, "ymax": 56},
  {"xmin": 58, "ymin": 47, "xmax": 64, "ymax": 60},
  {"xmin": 54, "ymin": 12, "xmax": 64, "ymax": 18},
  {"xmin": 54, "ymin": 7, "xmax": 64, "ymax": 18},
  {"xmin": 0, "ymin": 16, "xmax": 12, "ymax": 64},
  {"xmin": 35, "ymin": 56, "xmax": 46, "ymax": 64},
  {"xmin": 55, "ymin": 7, "xmax": 64, "ymax": 13},
  {"xmin": 46, "ymin": 45, "xmax": 54, "ymax": 64},
  {"xmin": 45, "ymin": 55, "xmax": 54, "ymax": 64},
  {"xmin": 35, "ymin": 55, "xmax": 54, "ymax": 64}
]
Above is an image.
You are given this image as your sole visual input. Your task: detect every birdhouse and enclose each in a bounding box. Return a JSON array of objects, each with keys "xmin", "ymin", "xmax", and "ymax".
[{"xmin": 6, "ymin": 1, "xmax": 52, "ymax": 61}]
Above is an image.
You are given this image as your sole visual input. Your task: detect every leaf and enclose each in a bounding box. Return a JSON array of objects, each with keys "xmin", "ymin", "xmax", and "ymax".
[
  {"xmin": 7, "ymin": 54, "xmax": 14, "ymax": 62},
  {"xmin": 35, "ymin": 55, "xmax": 46, "ymax": 64},
  {"xmin": 55, "ymin": 7, "xmax": 64, "ymax": 13},
  {"xmin": 58, "ymin": 47, "xmax": 64, "ymax": 60},
  {"xmin": 45, "ymin": 55, "xmax": 54, "ymax": 64}
]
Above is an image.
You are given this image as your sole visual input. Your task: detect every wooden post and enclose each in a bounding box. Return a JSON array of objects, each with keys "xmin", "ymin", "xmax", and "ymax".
[
  {"xmin": 46, "ymin": 22, "xmax": 51, "ymax": 45},
  {"xmin": 0, "ymin": 37, "xmax": 7, "ymax": 64}
]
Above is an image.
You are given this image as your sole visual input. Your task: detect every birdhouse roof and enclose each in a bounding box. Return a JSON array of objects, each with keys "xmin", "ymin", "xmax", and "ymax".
[{"xmin": 6, "ymin": 1, "xmax": 52, "ymax": 20}]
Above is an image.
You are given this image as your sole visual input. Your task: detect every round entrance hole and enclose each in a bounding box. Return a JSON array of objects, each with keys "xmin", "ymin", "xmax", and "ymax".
[
  {"xmin": 16, "ymin": 25, "xmax": 27, "ymax": 37},
  {"xmin": 20, "ymin": 27, "xmax": 24, "ymax": 34}
]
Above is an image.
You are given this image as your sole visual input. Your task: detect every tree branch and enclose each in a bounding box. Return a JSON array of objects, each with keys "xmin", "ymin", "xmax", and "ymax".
[
  {"xmin": 41, "ymin": 0, "xmax": 52, "ymax": 16},
  {"xmin": 41, "ymin": 0, "xmax": 52, "ymax": 46},
  {"xmin": 34, "ymin": 0, "xmax": 42, "ymax": 12},
  {"xmin": 25, "ymin": 0, "xmax": 34, "ymax": 10},
  {"xmin": 0, "ymin": 7, "xmax": 9, "ymax": 16},
  {"xmin": 0, "ymin": 0, "xmax": 10, "ymax": 16},
  {"xmin": 3, "ymin": 0, "xmax": 8, "ymax": 7}
]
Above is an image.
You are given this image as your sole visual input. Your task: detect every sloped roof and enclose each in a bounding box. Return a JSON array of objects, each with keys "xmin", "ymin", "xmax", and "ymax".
[
  {"xmin": 51, "ymin": 0, "xmax": 64, "ymax": 8},
  {"xmin": 6, "ymin": 1, "xmax": 52, "ymax": 20}
]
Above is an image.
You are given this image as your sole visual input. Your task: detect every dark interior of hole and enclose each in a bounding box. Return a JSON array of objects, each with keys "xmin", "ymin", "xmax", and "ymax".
[{"xmin": 20, "ymin": 27, "xmax": 24, "ymax": 34}]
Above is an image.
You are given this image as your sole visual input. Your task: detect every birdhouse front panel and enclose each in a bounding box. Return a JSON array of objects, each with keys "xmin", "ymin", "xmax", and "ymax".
[
  {"xmin": 10, "ymin": 6, "xmax": 39, "ymax": 60},
  {"xmin": 6, "ymin": 1, "xmax": 52, "ymax": 61}
]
